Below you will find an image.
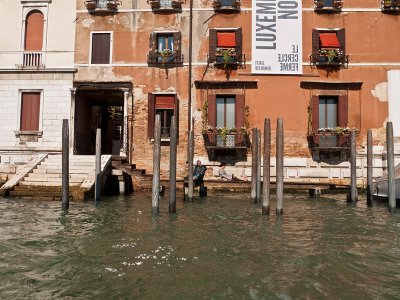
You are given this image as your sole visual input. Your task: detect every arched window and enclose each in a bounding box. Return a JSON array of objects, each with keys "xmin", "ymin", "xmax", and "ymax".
[{"xmin": 24, "ymin": 10, "xmax": 44, "ymax": 51}]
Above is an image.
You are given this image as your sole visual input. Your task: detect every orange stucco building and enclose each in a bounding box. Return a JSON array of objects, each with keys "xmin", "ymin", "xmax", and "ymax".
[{"xmin": 72, "ymin": 0, "xmax": 399, "ymax": 183}]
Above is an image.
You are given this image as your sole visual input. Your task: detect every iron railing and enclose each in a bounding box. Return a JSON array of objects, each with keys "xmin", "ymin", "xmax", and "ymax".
[
  {"xmin": 213, "ymin": 0, "xmax": 241, "ymax": 10},
  {"xmin": 208, "ymin": 53, "xmax": 246, "ymax": 67},
  {"xmin": 310, "ymin": 53, "xmax": 349, "ymax": 67},
  {"xmin": 85, "ymin": 0, "xmax": 122, "ymax": 11},
  {"xmin": 314, "ymin": 0, "xmax": 343, "ymax": 11},
  {"xmin": 147, "ymin": 0, "xmax": 185, "ymax": 10},
  {"xmin": 147, "ymin": 52, "xmax": 184, "ymax": 66},
  {"xmin": 203, "ymin": 132, "xmax": 248, "ymax": 149},
  {"xmin": 308, "ymin": 132, "xmax": 351, "ymax": 150},
  {"xmin": 381, "ymin": 0, "xmax": 400, "ymax": 11}
]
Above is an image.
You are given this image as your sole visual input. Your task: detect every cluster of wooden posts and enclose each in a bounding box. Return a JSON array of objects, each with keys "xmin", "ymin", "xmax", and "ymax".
[
  {"xmin": 60, "ymin": 117, "xmax": 397, "ymax": 214},
  {"xmin": 250, "ymin": 118, "xmax": 284, "ymax": 215}
]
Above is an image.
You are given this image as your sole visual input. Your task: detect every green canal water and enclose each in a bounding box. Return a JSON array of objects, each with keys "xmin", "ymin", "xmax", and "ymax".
[{"xmin": 1, "ymin": 192, "xmax": 400, "ymax": 299}]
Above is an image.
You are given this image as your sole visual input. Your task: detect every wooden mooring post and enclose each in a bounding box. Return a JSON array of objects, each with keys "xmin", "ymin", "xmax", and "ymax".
[
  {"xmin": 262, "ymin": 118, "xmax": 271, "ymax": 215},
  {"xmin": 387, "ymin": 122, "xmax": 396, "ymax": 212},
  {"xmin": 251, "ymin": 128, "xmax": 258, "ymax": 204},
  {"xmin": 152, "ymin": 115, "xmax": 161, "ymax": 215},
  {"xmin": 256, "ymin": 128, "xmax": 262, "ymax": 203},
  {"xmin": 187, "ymin": 130, "xmax": 194, "ymax": 201},
  {"xmin": 367, "ymin": 129, "xmax": 373, "ymax": 206},
  {"xmin": 169, "ymin": 116, "xmax": 177, "ymax": 213},
  {"xmin": 62, "ymin": 119, "xmax": 69, "ymax": 211},
  {"xmin": 349, "ymin": 129, "xmax": 358, "ymax": 203},
  {"xmin": 276, "ymin": 118, "xmax": 284, "ymax": 215},
  {"xmin": 95, "ymin": 128, "xmax": 101, "ymax": 204}
]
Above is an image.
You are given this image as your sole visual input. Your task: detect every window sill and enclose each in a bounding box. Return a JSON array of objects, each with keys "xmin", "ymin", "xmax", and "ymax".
[
  {"xmin": 15, "ymin": 131, "xmax": 43, "ymax": 137},
  {"xmin": 150, "ymin": 138, "xmax": 171, "ymax": 142}
]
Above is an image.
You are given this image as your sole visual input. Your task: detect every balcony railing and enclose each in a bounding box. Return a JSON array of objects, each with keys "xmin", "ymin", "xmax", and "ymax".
[
  {"xmin": 147, "ymin": 51, "xmax": 184, "ymax": 67},
  {"xmin": 310, "ymin": 51, "xmax": 348, "ymax": 67},
  {"xmin": 213, "ymin": 0, "xmax": 241, "ymax": 11},
  {"xmin": 148, "ymin": 0, "xmax": 185, "ymax": 11},
  {"xmin": 203, "ymin": 131, "xmax": 248, "ymax": 149},
  {"xmin": 308, "ymin": 132, "xmax": 351, "ymax": 150},
  {"xmin": 20, "ymin": 51, "xmax": 44, "ymax": 68},
  {"xmin": 314, "ymin": 0, "xmax": 343, "ymax": 12},
  {"xmin": 208, "ymin": 52, "xmax": 246, "ymax": 68},
  {"xmin": 381, "ymin": 0, "xmax": 400, "ymax": 12},
  {"xmin": 85, "ymin": 0, "xmax": 122, "ymax": 12}
]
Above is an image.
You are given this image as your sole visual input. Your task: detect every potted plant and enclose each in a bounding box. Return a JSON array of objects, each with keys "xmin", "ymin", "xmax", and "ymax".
[
  {"xmin": 215, "ymin": 48, "xmax": 236, "ymax": 68},
  {"xmin": 107, "ymin": 1, "xmax": 119, "ymax": 10},
  {"xmin": 157, "ymin": 49, "xmax": 173, "ymax": 65},
  {"xmin": 383, "ymin": 0, "xmax": 393, "ymax": 7},
  {"xmin": 314, "ymin": 0, "xmax": 325, "ymax": 8},
  {"xmin": 333, "ymin": 0, "xmax": 343, "ymax": 9}
]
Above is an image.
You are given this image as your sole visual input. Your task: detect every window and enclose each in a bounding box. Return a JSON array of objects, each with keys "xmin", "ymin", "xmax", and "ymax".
[
  {"xmin": 148, "ymin": 94, "xmax": 179, "ymax": 139},
  {"xmin": 311, "ymin": 29, "xmax": 347, "ymax": 66},
  {"xmin": 209, "ymin": 28, "xmax": 243, "ymax": 65},
  {"xmin": 148, "ymin": 32, "xmax": 183, "ymax": 65},
  {"xmin": 157, "ymin": 34, "xmax": 174, "ymax": 63},
  {"xmin": 319, "ymin": 97, "xmax": 338, "ymax": 128},
  {"xmin": 216, "ymin": 96, "xmax": 235, "ymax": 128},
  {"xmin": 25, "ymin": 10, "xmax": 44, "ymax": 51},
  {"xmin": 20, "ymin": 92, "xmax": 41, "ymax": 132},
  {"xmin": 23, "ymin": 10, "xmax": 44, "ymax": 68},
  {"xmin": 91, "ymin": 33, "xmax": 111, "ymax": 64}
]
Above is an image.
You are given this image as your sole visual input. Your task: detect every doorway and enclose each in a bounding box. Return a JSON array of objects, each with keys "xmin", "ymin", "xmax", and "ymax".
[{"xmin": 74, "ymin": 88, "xmax": 125, "ymax": 155}]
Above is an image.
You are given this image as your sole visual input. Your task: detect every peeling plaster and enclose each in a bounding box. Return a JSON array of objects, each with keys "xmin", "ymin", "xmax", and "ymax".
[
  {"xmin": 82, "ymin": 18, "xmax": 94, "ymax": 28},
  {"xmin": 371, "ymin": 82, "xmax": 388, "ymax": 102},
  {"xmin": 107, "ymin": 15, "xmax": 131, "ymax": 28}
]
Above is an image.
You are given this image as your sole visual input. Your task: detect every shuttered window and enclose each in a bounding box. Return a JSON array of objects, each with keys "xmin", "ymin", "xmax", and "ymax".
[
  {"xmin": 208, "ymin": 94, "xmax": 245, "ymax": 129},
  {"xmin": 312, "ymin": 29, "xmax": 345, "ymax": 56},
  {"xmin": 20, "ymin": 92, "xmax": 41, "ymax": 131},
  {"xmin": 209, "ymin": 28, "xmax": 243, "ymax": 63},
  {"xmin": 148, "ymin": 94, "xmax": 179, "ymax": 139},
  {"xmin": 311, "ymin": 95, "xmax": 348, "ymax": 132},
  {"xmin": 91, "ymin": 33, "xmax": 111, "ymax": 64},
  {"xmin": 25, "ymin": 11, "xmax": 44, "ymax": 51}
]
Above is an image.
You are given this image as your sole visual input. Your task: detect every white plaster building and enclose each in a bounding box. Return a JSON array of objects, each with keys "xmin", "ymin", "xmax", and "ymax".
[{"xmin": 0, "ymin": 0, "xmax": 76, "ymax": 165}]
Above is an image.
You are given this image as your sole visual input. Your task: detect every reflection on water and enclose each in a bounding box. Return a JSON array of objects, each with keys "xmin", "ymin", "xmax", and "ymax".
[{"xmin": 1, "ymin": 193, "xmax": 400, "ymax": 299}]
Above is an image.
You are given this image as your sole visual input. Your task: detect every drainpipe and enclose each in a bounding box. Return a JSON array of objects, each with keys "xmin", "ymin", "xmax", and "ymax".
[{"xmin": 188, "ymin": 0, "xmax": 193, "ymax": 149}]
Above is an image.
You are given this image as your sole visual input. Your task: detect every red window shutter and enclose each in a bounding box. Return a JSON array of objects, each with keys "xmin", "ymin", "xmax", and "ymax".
[
  {"xmin": 148, "ymin": 93, "xmax": 156, "ymax": 139},
  {"xmin": 311, "ymin": 95, "xmax": 319, "ymax": 132},
  {"xmin": 312, "ymin": 29, "xmax": 320, "ymax": 58},
  {"xmin": 207, "ymin": 94, "xmax": 217, "ymax": 128},
  {"xmin": 235, "ymin": 95, "xmax": 245, "ymax": 145},
  {"xmin": 156, "ymin": 95, "xmax": 175, "ymax": 109},
  {"xmin": 337, "ymin": 95, "xmax": 348, "ymax": 127},
  {"xmin": 217, "ymin": 32, "xmax": 236, "ymax": 47},
  {"xmin": 91, "ymin": 33, "xmax": 110, "ymax": 64},
  {"xmin": 319, "ymin": 33, "xmax": 340, "ymax": 48},
  {"xmin": 21, "ymin": 93, "xmax": 40, "ymax": 131},
  {"xmin": 25, "ymin": 11, "xmax": 44, "ymax": 51},
  {"xmin": 209, "ymin": 29, "xmax": 217, "ymax": 62}
]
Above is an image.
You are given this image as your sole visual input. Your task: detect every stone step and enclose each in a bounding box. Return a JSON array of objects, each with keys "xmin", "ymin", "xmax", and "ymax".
[
  {"xmin": 26, "ymin": 173, "xmax": 91, "ymax": 181},
  {"xmin": 23, "ymin": 176, "xmax": 85, "ymax": 183},
  {"xmin": 42, "ymin": 160, "xmax": 95, "ymax": 166},
  {"xmin": 32, "ymin": 168, "xmax": 92, "ymax": 175},
  {"xmin": 19, "ymin": 180, "xmax": 81, "ymax": 187},
  {"xmin": 36, "ymin": 165, "xmax": 94, "ymax": 171},
  {"xmin": 10, "ymin": 190, "xmax": 64, "ymax": 198}
]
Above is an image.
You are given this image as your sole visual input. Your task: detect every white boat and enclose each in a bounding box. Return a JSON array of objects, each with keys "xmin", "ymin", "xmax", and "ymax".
[{"xmin": 374, "ymin": 163, "xmax": 400, "ymax": 200}]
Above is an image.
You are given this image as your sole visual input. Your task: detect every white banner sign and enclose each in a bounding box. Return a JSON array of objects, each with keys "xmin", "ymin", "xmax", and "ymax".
[{"xmin": 252, "ymin": 0, "xmax": 302, "ymax": 74}]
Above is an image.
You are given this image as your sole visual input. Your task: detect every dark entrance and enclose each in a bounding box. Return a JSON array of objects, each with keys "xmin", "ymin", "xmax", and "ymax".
[{"xmin": 74, "ymin": 88, "xmax": 125, "ymax": 155}]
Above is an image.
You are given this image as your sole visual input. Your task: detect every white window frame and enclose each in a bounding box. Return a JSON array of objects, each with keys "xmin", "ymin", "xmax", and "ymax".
[{"xmin": 17, "ymin": 89, "xmax": 44, "ymax": 132}]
